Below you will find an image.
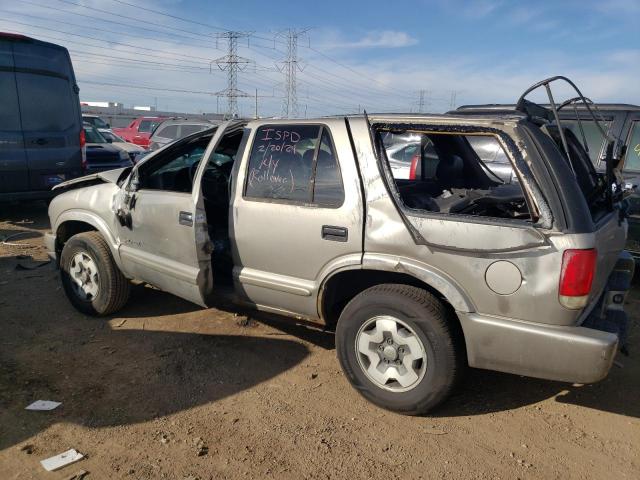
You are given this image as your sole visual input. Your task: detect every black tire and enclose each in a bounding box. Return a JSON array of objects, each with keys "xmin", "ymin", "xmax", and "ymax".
[
  {"xmin": 335, "ymin": 284, "xmax": 464, "ymax": 415},
  {"xmin": 60, "ymin": 231, "xmax": 130, "ymax": 316}
]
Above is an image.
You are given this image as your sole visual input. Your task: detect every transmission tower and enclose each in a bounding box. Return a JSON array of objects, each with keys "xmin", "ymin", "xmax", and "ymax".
[
  {"xmin": 418, "ymin": 89, "xmax": 429, "ymax": 113},
  {"xmin": 277, "ymin": 29, "xmax": 308, "ymax": 118},
  {"xmin": 214, "ymin": 31, "xmax": 253, "ymax": 118}
]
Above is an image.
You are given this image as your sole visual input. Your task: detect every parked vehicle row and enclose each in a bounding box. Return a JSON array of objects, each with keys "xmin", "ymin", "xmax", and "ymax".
[
  {"xmin": 46, "ymin": 77, "xmax": 634, "ymax": 414},
  {"xmin": 0, "ymin": 32, "xmax": 83, "ymax": 200}
]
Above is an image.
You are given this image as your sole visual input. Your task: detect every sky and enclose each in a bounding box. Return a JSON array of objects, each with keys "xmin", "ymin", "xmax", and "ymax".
[{"xmin": 0, "ymin": 0, "xmax": 638, "ymax": 117}]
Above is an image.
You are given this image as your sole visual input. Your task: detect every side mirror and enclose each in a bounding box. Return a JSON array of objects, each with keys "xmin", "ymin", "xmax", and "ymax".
[{"xmin": 106, "ymin": 138, "xmax": 112, "ymax": 143}]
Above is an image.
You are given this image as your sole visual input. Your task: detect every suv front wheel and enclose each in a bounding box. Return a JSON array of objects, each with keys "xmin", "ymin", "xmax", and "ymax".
[
  {"xmin": 60, "ymin": 231, "xmax": 130, "ymax": 316},
  {"xmin": 336, "ymin": 284, "xmax": 464, "ymax": 414}
]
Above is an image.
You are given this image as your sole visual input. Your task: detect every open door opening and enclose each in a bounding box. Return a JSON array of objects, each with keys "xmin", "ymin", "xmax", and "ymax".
[{"xmin": 200, "ymin": 127, "xmax": 245, "ymax": 286}]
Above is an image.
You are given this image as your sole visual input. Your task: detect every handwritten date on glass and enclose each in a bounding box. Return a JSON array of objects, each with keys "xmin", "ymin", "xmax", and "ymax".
[{"xmin": 248, "ymin": 154, "xmax": 295, "ymax": 195}]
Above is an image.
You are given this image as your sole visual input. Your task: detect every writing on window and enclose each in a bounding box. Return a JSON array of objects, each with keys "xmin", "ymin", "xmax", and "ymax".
[{"xmin": 245, "ymin": 125, "xmax": 344, "ymax": 206}]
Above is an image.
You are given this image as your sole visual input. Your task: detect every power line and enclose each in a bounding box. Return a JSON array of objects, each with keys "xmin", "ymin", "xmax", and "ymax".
[
  {"xmin": 17, "ymin": 0, "xmax": 214, "ymax": 47},
  {"xmin": 0, "ymin": 18, "xmax": 215, "ymax": 63},
  {"xmin": 53, "ymin": 0, "xmax": 217, "ymax": 42}
]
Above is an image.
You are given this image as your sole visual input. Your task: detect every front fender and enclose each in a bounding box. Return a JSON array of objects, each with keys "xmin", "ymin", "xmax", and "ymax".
[{"xmin": 53, "ymin": 209, "xmax": 123, "ymax": 270}]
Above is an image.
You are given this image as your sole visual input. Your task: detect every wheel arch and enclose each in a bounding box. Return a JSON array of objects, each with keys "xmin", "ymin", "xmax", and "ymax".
[
  {"xmin": 54, "ymin": 210, "xmax": 122, "ymax": 269},
  {"xmin": 318, "ymin": 261, "xmax": 474, "ymax": 330}
]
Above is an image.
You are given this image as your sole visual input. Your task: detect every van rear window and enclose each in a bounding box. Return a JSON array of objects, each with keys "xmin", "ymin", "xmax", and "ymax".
[
  {"xmin": 16, "ymin": 73, "xmax": 75, "ymax": 132},
  {"xmin": 0, "ymin": 72, "xmax": 20, "ymax": 130}
]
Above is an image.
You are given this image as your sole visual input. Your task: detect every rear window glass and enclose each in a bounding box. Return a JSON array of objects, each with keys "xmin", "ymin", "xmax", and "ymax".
[
  {"xmin": 16, "ymin": 73, "xmax": 75, "ymax": 132},
  {"xmin": 312, "ymin": 128, "xmax": 344, "ymax": 206},
  {"xmin": 157, "ymin": 125, "xmax": 179, "ymax": 139},
  {"xmin": 181, "ymin": 124, "xmax": 208, "ymax": 136},
  {"xmin": 562, "ymin": 119, "xmax": 610, "ymax": 164},
  {"xmin": 12, "ymin": 42, "xmax": 73, "ymax": 79},
  {"xmin": 0, "ymin": 72, "xmax": 21, "ymax": 130},
  {"xmin": 139, "ymin": 120, "xmax": 161, "ymax": 133},
  {"xmin": 245, "ymin": 124, "xmax": 344, "ymax": 206},
  {"xmin": 245, "ymin": 125, "xmax": 320, "ymax": 202},
  {"xmin": 624, "ymin": 122, "xmax": 640, "ymax": 171}
]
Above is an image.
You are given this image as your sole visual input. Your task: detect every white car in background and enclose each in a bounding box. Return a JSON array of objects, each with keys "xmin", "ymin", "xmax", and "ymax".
[{"xmin": 99, "ymin": 130, "xmax": 145, "ymax": 163}]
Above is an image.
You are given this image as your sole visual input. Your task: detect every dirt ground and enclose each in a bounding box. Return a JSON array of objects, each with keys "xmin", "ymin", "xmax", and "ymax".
[{"xmin": 1, "ymin": 202, "xmax": 639, "ymax": 480}]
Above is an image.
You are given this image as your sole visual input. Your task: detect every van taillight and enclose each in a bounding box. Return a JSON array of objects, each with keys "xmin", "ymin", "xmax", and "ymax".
[
  {"xmin": 409, "ymin": 152, "xmax": 420, "ymax": 180},
  {"xmin": 80, "ymin": 129, "xmax": 87, "ymax": 171},
  {"xmin": 559, "ymin": 249, "xmax": 597, "ymax": 309}
]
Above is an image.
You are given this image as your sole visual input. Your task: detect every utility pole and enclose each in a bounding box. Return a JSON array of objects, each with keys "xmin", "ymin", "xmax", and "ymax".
[
  {"xmin": 277, "ymin": 29, "xmax": 308, "ymax": 118},
  {"xmin": 214, "ymin": 31, "xmax": 253, "ymax": 118},
  {"xmin": 255, "ymin": 88, "xmax": 258, "ymax": 119}
]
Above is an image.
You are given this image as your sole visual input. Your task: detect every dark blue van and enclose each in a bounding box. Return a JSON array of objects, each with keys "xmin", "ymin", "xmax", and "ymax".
[{"xmin": 0, "ymin": 33, "xmax": 83, "ymax": 201}]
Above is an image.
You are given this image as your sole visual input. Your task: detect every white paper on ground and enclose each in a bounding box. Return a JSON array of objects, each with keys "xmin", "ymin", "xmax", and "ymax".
[
  {"xmin": 25, "ymin": 400, "xmax": 62, "ymax": 411},
  {"xmin": 40, "ymin": 449, "xmax": 84, "ymax": 471}
]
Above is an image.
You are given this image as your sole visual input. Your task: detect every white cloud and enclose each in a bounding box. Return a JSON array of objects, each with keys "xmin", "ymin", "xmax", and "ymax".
[{"xmin": 319, "ymin": 30, "xmax": 419, "ymax": 49}]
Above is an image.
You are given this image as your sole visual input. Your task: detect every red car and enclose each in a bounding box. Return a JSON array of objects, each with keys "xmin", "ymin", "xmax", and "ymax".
[{"xmin": 112, "ymin": 116, "xmax": 165, "ymax": 149}]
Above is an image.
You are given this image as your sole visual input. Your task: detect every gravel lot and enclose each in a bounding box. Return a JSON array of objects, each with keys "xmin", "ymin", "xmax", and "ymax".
[{"xmin": 1, "ymin": 202, "xmax": 639, "ymax": 480}]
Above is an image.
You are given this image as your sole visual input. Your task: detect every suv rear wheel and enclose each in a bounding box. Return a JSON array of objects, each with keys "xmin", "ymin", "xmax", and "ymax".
[
  {"xmin": 60, "ymin": 231, "xmax": 130, "ymax": 316},
  {"xmin": 336, "ymin": 284, "xmax": 463, "ymax": 414}
]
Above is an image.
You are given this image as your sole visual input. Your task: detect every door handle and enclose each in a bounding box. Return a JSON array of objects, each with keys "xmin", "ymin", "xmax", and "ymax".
[
  {"xmin": 179, "ymin": 211, "xmax": 193, "ymax": 226},
  {"xmin": 33, "ymin": 138, "xmax": 48, "ymax": 146},
  {"xmin": 322, "ymin": 225, "xmax": 348, "ymax": 242}
]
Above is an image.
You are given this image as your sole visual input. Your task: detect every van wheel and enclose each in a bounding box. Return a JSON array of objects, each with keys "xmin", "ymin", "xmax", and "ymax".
[
  {"xmin": 336, "ymin": 284, "xmax": 463, "ymax": 415},
  {"xmin": 60, "ymin": 231, "xmax": 130, "ymax": 316}
]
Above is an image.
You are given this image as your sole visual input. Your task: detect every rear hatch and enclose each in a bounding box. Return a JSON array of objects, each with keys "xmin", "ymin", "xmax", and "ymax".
[
  {"xmin": 0, "ymin": 37, "xmax": 28, "ymax": 193},
  {"xmin": 538, "ymin": 124, "xmax": 627, "ymax": 300},
  {"xmin": 3, "ymin": 35, "xmax": 83, "ymax": 191}
]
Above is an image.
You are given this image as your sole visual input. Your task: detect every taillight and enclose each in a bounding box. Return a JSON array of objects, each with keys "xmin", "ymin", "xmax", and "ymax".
[
  {"xmin": 79, "ymin": 129, "xmax": 87, "ymax": 172},
  {"xmin": 559, "ymin": 249, "xmax": 597, "ymax": 309},
  {"xmin": 408, "ymin": 152, "xmax": 420, "ymax": 180}
]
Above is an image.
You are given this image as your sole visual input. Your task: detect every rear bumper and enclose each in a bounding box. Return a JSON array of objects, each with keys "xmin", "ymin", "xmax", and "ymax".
[
  {"xmin": 459, "ymin": 251, "xmax": 634, "ymax": 384},
  {"xmin": 458, "ymin": 312, "xmax": 618, "ymax": 383}
]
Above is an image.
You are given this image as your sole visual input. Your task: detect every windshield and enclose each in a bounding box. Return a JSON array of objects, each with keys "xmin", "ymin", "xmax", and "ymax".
[
  {"xmin": 139, "ymin": 120, "xmax": 162, "ymax": 133},
  {"xmin": 83, "ymin": 125, "xmax": 107, "ymax": 143}
]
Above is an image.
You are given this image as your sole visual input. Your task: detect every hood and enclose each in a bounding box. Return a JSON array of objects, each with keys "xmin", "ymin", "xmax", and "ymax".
[
  {"xmin": 86, "ymin": 142, "xmax": 121, "ymax": 153},
  {"xmin": 114, "ymin": 142, "xmax": 145, "ymax": 153},
  {"xmin": 53, "ymin": 167, "xmax": 131, "ymax": 191}
]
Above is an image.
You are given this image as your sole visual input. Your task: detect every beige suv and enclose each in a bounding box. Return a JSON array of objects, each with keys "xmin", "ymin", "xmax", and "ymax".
[{"xmin": 46, "ymin": 86, "xmax": 633, "ymax": 414}]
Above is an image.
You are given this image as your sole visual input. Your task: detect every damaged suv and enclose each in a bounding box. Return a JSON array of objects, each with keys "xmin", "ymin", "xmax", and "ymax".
[{"xmin": 46, "ymin": 77, "xmax": 633, "ymax": 414}]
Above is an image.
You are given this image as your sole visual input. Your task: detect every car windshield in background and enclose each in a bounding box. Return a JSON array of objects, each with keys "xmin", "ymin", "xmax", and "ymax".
[
  {"xmin": 84, "ymin": 125, "xmax": 107, "ymax": 143},
  {"xmin": 86, "ymin": 117, "xmax": 109, "ymax": 129},
  {"xmin": 561, "ymin": 119, "xmax": 610, "ymax": 163},
  {"xmin": 139, "ymin": 120, "xmax": 162, "ymax": 133},
  {"xmin": 181, "ymin": 124, "xmax": 210, "ymax": 136}
]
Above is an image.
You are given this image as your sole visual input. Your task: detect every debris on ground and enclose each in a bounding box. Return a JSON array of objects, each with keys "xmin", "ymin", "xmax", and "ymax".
[
  {"xmin": 17, "ymin": 444, "xmax": 35, "ymax": 454},
  {"xmin": 234, "ymin": 314, "xmax": 256, "ymax": 327},
  {"xmin": 25, "ymin": 400, "xmax": 61, "ymax": 411},
  {"xmin": 40, "ymin": 449, "xmax": 85, "ymax": 472},
  {"xmin": 65, "ymin": 469, "xmax": 89, "ymax": 480}
]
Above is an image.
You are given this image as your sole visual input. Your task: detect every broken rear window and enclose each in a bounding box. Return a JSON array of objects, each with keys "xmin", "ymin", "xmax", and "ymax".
[{"xmin": 379, "ymin": 130, "xmax": 532, "ymax": 222}]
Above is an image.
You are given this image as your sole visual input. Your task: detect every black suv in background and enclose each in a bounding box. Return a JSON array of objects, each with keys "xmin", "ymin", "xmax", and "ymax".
[{"xmin": 0, "ymin": 33, "xmax": 83, "ymax": 201}]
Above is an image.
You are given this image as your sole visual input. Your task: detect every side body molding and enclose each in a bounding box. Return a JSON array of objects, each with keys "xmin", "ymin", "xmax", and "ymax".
[{"xmin": 362, "ymin": 253, "xmax": 475, "ymax": 312}]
